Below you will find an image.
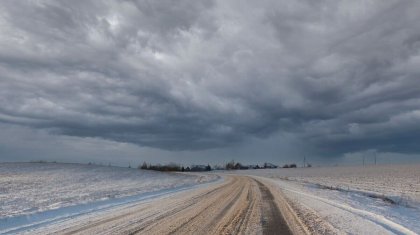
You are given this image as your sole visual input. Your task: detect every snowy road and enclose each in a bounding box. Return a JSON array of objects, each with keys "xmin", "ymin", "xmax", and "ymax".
[
  {"xmin": 3, "ymin": 167, "xmax": 418, "ymax": 235},
  {"xmin": 13, "ymin": 176, "xmax": 300, "ymax": 235}
]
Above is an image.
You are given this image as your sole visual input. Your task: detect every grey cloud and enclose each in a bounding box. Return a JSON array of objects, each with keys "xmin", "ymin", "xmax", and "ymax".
[{"xmin": 0, "ymin": 0, "xmax": 420, "ymax": 156}]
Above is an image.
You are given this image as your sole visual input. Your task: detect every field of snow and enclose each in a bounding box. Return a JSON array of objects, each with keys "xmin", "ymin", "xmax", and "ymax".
[
  {"xmin": 239, "ymin": 164, "xmax": 420, "ymax": 206},
  {"xmin": 0, "ymin": 163, "xmax": 217, "ymax": 219},
  {"xmin": 236, "ymin": 164, "xmax": 420, "ymax": 234}
]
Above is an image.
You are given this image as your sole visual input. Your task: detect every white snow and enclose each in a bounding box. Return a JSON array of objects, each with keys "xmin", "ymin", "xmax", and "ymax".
[
  {"xmin": 2, "ymin": 163, "xmax": 419, "ymax": 234},
  {"xmin": 236, "ymin": 164, "xmax": 420, "ymax": 234},
  {"xmin": 0, "ymin": 163, "xmax": 217, "ymax": 219}
]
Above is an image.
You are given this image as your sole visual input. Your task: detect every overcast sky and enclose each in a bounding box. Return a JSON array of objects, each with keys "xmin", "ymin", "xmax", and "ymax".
[{"xmin": 1, "ymin": 0, "xmax": 420, "ymax": 166}]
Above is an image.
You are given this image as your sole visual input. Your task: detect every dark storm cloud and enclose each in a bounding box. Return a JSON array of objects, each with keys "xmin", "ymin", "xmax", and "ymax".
[{"xmin": 0, "ymin": 0, "xmax": 420, "ymax": 155}]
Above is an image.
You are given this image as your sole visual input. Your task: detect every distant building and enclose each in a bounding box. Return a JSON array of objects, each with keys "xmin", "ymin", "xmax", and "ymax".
[
  {"xmin": 248, "ymin": 165, "xmax": 260, "ymax": 169},
  {"xmin": 264, "ymin": 163, "xmax": 277, "ymax": 169}
]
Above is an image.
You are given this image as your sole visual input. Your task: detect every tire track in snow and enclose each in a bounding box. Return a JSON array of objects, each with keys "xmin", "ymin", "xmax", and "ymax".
[{"xmin": 25, "ymin": 176, "xmax": 297, "ymax": 235}]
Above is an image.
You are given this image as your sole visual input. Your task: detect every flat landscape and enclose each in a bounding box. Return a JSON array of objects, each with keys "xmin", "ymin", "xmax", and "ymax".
[
  {"xmin": 1, "ymin": 163, "xmax": 419, "ymax": 234},
  {"xmin": 2, "ymin": 0, "xmax": 420, "ymax": 234}
]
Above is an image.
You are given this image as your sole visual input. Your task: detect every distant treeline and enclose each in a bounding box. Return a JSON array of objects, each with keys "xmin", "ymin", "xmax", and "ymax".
[
  {"xmin": 27, "ymin": 160, "xmax": 310, "ymax": 171},
  {"xmin": 30, "ymin": 160, "xmax": 57, "ymax": 163},
  {"xmin": 139, "ymin": 162, "xmax": 212, "ymax": 172},
  {"xmin": 138, "ymin": 160, "xmax": 308, "ymax": 172},
  {"xmin": 224, "ymin": 161, "xmax": 311, "ymax": 170},
  {"xmin": 224, "ymin": 160, "xmax": 277, "ymax": 170},
  {"xmin": 224, "ymin": 161, "xmax": 301, "ymax": 170}
]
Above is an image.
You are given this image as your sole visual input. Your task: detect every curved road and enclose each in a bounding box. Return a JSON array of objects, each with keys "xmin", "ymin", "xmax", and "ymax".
[{"xmin": 31, "ymin": 176, "xmax": 297, "ymax": 235}]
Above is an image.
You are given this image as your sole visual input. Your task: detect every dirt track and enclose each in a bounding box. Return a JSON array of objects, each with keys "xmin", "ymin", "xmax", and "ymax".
[{"xmin": 33, "ymin": 176, "xmax": 298, "ymax": 235}]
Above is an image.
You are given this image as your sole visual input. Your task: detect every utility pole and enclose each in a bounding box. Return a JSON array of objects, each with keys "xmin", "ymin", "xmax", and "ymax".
[
  {"xmin": 303, "ymin": 156, "xmax": 306, "ymax": 168},
  {"xmin": 374, "ymin": 152, "xmax": 377, "ymax": 165},
  {"xmin": 363, "ymin": 155, "xmax": 365, "ymax": 166}
]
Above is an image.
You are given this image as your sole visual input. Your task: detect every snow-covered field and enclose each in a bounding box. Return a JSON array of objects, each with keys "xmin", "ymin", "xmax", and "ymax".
[
  {"xmin": 241, "ymin": 164, "xmax": 420, "ymax": 206},
  {"xmin": 2, "ymin": 163, "xmax": 419, "ymax": 234},
  {"xmin": 0, "ymin": 163, "xmax": 217, "ymax": 219},
  {"xmin": 237, "ymin": 164, "xmax": 420, "ymax": 234}
]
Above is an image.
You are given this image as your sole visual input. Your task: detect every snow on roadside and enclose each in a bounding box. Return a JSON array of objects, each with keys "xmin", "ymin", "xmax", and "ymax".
[
  {"xmin": 271, "ymin": 178, "xmax": 418, "ymax": 234},
  {"xmin": 235, "ymin": 164, "xmax": 420, "ymax": 234},
  {"xmin": 0, "ymin": 163, "xmax": 217, "ymax": 219},
  {"xmin": 238, "ymin": 164, "xmax": 420, "ymax": 207}
]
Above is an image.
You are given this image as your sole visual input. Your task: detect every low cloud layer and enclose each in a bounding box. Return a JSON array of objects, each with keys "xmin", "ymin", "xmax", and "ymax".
[{"xmin": 1, "ymin": 0, "xmax": 420, "ymax": 158}]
